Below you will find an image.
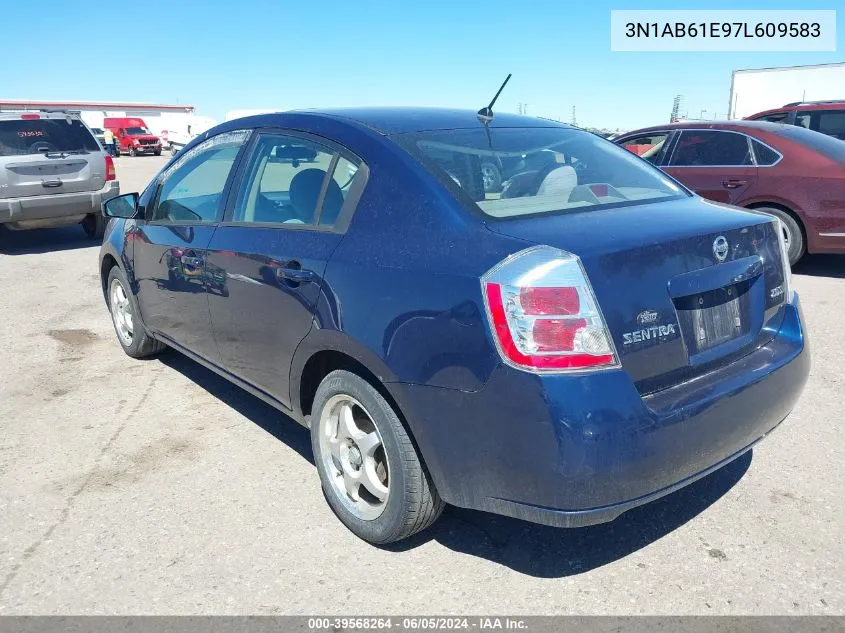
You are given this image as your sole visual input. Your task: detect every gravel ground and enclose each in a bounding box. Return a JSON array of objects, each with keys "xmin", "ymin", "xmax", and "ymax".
[{"xmin": 0, "ymin": 155, "xmax": 842, "ymax": 614}]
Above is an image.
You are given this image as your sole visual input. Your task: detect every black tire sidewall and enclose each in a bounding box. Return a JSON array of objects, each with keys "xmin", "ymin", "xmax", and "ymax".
[
  {"xmin": 758, "ymin": 207, "xmax": 804, "ymax": 265},
  {"xmin": 83, "ymin": 213, "xmax": 105, "ymax": 239},
  {"xmin": 310, "ymin": 370, "xmax": 413, "ymax": 544}
]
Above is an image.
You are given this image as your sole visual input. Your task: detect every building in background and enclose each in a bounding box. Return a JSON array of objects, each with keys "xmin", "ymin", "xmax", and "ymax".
[
  {"xmin": 0, "ymin": 100, "xmax": 216, "ymax": 147},
  {"xmin": 728, "ymin": 62, "xmax": 845, "ymax": 119}
]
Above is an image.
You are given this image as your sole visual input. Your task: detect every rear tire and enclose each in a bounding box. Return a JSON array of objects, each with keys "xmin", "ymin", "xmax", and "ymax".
[
  {"xmin": 311, "ymin": 370, "xmax": 444, "ymax": 544},
  {"xmin": 106, "ymin": 266, "xmax": 165, "ymax": 358},
  {"xmin": 754, "ymin": 206, "xmax": 805, "ymax": 265},
  {"xmin": 82, "ymin": 213, "xmax": 106, "ymax": 239}
]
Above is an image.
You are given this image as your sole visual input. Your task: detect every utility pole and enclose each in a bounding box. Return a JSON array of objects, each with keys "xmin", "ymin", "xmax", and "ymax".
[{"xmin": 571, "ymin": 105, "xmax": 577, "ymax": 126}]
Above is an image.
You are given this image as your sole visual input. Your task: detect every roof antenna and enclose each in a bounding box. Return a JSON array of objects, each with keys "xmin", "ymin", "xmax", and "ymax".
[{"xmin": 477, "ymin": 73, "xmax": 512, "ymax": 125}]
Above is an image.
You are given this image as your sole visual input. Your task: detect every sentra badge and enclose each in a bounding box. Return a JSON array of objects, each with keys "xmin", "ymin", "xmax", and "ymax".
[{"xmin": 624, "ymin": 310, "xmax": 677, "ymax": 346}]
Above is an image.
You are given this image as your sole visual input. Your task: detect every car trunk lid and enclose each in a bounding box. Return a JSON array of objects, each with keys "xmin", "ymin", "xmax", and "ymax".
[
  {"xmin": 1, "ymin": 154, "xmax": 105, "ymax": 199},
  {"xmin": 486, "ymin": 198, "xmax": 789, "ymax": 394}
]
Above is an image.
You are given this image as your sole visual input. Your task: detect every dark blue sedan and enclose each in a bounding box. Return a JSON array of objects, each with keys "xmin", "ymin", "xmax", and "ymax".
[{"xmin": 100, "ymin": 108, "xmax": 809, "ymax": 544}]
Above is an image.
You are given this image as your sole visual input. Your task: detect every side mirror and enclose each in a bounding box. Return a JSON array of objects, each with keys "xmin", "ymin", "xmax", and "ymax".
[{"xmin": 103, "ymin": 193, "xmax": 140, "ymax": 219}]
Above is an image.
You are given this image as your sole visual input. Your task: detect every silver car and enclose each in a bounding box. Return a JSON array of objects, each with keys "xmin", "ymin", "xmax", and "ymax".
[{"xmin": 0, "ymin": 111, "xmax": 119, "ymax": 238}]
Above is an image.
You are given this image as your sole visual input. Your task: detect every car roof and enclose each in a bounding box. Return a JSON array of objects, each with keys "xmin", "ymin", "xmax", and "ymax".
[
  {"xmin": 616, "ymin": 120, "xmax": 789, "ymax": 137},
  {"xmin": 243, "ymin": 107, "xmax": 570, "ymax": 135},
  {"xmin": 748, "ymin": 101, "xmax": 845, "ymax": 119}
]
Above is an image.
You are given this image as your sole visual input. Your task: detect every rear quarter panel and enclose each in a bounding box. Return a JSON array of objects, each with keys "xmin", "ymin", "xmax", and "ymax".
[{"xmin": 736, "ymin": 135, "xmax": 845, "ymax": 253}]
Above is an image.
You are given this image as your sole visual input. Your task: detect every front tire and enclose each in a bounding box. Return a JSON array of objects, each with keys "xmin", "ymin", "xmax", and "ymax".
[
  {"xmin": 106, "ymin": 266, "xmax": 165, "ymax": 358},
  {"xmin": 311, "ymin": 370, "xmax": 444, "ymax": 544},
  {"xmin": 756, "ymin": 206, "xmax": 805, "ymax": 265},
  {"xmin": 129, "ymin": 147, "xmax": 138, "ymax": 157}
]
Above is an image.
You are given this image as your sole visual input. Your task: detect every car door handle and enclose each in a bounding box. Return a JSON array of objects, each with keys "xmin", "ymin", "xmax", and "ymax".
[
  {"xmin": 276, "ymin": 265, "xmax": 315, "ymax": 284},
  {"xmin": 722, "ymin": 179, "xmax": 746, "ymax": 189}
]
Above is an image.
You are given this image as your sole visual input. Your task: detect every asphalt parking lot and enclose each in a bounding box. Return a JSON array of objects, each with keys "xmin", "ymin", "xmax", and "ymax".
[{"xmin": 0, "ymin": 154, "xmax": 843, "ymax": 615}]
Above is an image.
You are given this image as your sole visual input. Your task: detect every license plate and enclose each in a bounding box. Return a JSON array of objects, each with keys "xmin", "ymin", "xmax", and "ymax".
[{"xmin": 676, "ymin": 281, "xmax": 751, "ymax": 354}]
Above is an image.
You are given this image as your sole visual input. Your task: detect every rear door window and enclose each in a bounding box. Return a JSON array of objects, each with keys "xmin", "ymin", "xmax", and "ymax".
[
  {"xmin": 668, "ymin": 130, "xmax": 752, "ymax": 166},
  {"xmin": 0, "ymin": 118, "xmax": 100, "ymax": 156},
  {"xmin": 816, "ymin": 110, "xmax": 845, "ymax": 140},
  {"xmin": 231, "ymin": 133, "xmax": 363, "ymax": 228}
]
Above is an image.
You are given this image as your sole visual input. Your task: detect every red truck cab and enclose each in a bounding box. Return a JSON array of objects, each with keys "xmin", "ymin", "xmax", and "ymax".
[{"xmin": 104, "ymin": 117, "xmax": 162, "ymax": 157}]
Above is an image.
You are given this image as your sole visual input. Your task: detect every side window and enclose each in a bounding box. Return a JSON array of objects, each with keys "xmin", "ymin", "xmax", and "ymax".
[
  {"xmin": 751, "ymin": 140, "xmax": 780, "ymax": 166},
  {"xmin": 795, "ymin": 113, "xmax": 812, "ymax": 129},
  {"xmin": 816, "ymin": 111, "xmax": 845, "ymax": 140},
  {"xmin": 754, "ymin": 112, "xmax": 789, "ymax": 124},
  {"xmin": 233, "ymin": 134, "xmax": 352, "ymax": 226},
  {"xmin": 151, "ymin": 130, "xmax": 249, "ymax": 223},
  {"xmin": 620, "ymin": 133, "xmax": 669, "ymax": 165},
  {"xmin": 321, "ymin": 156, "xmax": 359, "ymax": 226},
  {"xmin": 669, "ymin": 131, "xmax": 752, "ymax": 167}
]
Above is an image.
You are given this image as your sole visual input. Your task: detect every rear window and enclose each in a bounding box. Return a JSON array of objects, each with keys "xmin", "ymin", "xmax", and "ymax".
[
  {"xmin": 775, "ymin": 124, "xmax": 845, "ymax": 163},
  {"xmin": 0, "ymin": 118, "xmax": 100, "ymax": 156},
  {"xmin": 392, "ymin": 127, "xmax": 686, "ymax": 219}
]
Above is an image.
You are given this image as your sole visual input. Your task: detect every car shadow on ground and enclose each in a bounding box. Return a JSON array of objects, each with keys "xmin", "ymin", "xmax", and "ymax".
[
  {"xmin": 158, "ymin": 348, "xmax": 752, "ymax": 577},
  {"xmin": 158, "ymin": 350, "xmax": 314, "ymax": 465},
  {"xmin": 793, "ymin": 254, "xmax": 845, "ymax": 279},
  {"xmin": 0, "ymin": 226, "xmax": 98, "ymax": 255},
  {"xmin": 398, "ymin": 451, "xmax": 752, "ymax": 576}
]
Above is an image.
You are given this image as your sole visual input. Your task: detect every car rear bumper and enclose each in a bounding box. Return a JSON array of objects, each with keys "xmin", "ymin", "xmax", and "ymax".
[
  {"xmin": 393, "ymin": 294, "xmax": 809, "ymax": 528},
  {"xmin": 0, "ymin": 181, "xmax": 120, "ymax": 229}
]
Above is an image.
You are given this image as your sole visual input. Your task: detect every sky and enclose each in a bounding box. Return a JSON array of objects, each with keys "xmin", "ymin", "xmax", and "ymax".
[{"xmin": 2, "ymin": 0, "xmax": 842, "ymax": 131}]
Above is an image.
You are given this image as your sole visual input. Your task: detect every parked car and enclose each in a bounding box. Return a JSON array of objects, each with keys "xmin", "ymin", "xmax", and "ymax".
[
  {"xmin": 100, "ymin": 108, "xmax": 808, "ymax": 544},
  {"xmin": 615, "ymin": 120, "xmax": 845, "ymax": 264},
  {"xmin": 745, "ymin": 100, "xmax": 845, "ymax": 140},
  {"xmin": 104, "ymin": 117, "xmax": 162, "ymax": 157},
  {"xmin": 0, "ymin": 110, "xmax": 119, "ymax": 238}
]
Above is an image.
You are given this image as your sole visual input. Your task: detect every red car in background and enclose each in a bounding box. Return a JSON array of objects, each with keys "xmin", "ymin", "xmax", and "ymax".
[
  {"xmin": 745, "ymin": 100, "xmax": 845, "ymax": 141},
  {"xmin": 615, "ymin": 121, "xmax": 845, "ymax": 264}
]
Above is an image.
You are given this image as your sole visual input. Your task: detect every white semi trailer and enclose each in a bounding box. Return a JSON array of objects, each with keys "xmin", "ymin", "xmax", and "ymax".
[{"xmin": 728, "ymin": 62, "xmax": 845, "ymax": 119}]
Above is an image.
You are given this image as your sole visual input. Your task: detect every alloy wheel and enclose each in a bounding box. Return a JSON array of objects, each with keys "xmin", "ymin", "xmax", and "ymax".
[
  {"xmin": 109, "ymin": 278, "xmax": 134, "ymax": 347},
  {"xmin": 317, "ymin": 394, "xmax": 390, "ymax": 520}
]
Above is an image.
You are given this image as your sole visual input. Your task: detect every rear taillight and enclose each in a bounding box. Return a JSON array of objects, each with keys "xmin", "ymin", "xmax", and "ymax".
[
  {"xmin": 482, "ymin": 246, "xmax": 619, "ymax": 372},
  {"xmin": 773, "ymin": 218, "xmax": 793, "ymax": 302},
  {"xmin": 105, "ymin": 154, "xmax": 116, "ymax": 181}
]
